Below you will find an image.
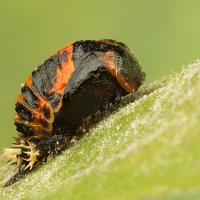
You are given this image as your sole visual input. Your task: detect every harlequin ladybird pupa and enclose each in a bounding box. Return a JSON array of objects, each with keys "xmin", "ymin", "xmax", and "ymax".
[{"xmin": 3, "ymin": 39, "xmax": 145, "ymax": 186}]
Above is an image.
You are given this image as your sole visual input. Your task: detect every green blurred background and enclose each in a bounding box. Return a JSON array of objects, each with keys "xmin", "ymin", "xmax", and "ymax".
[{"xmin": 0, "ymin": 0, "xmax": 199, "ymax": 146}]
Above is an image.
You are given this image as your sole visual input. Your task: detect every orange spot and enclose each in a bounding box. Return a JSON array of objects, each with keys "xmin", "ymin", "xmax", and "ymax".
[
  {"xmin": 25, "ymin": 76, "xmax": 33, "ymax": 87},
  {"xmin": 50, "ymin": 44, "xmax": 75, "ymax": 95},
  {"xmin": 102, "ymin": 51, "xmax": 137, "ymax": 93},
  {"xmin": 93, "ymin": 89, "xmax": 103, "ymax": 97},
  {"xmin": 17, "ymin": 95, "xmax": 25, "ymax": 104},
  {"xmin": 30, "ymin": 123, "xmax": 52, "ymax": 134}
]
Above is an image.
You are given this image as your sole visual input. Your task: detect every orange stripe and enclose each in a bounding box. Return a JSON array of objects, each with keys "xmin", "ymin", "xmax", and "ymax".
[
  {"xmin": 17, "ymin": 93, "xmax": 52, "ymax": 123},
  {"xmin": 24, "ymin": 77, "xmax": 54, "ymax": 121},
  {"xmin": 24, "ymin": 77, "xmax": 50, "ymax": 111},
  {"xmin": 16, "ymin": 96, "xmax": 52, "ymax": 127},
  {"xmin": 50, "ymin": 44, "xmax": 75, "ymax": 95},
  {"xmin": 102, "ymin": 51, "xmax": 137, "ymax": 93},
  {"xmin": 15, "ymin": 117, "xmax": 51, "ymax": 135},
  {"xmin": 16, "ymin": 44, "xmax": 75, "ymax": 139},
  {"xmin": 17, "ymin": 94, "xmax": 25, "ymax": 104},
  {"xmin": 25, "ymin": 76, "xmax": 33, "ymax": 86},
  {"xmin": 16, "ymin": 76, "xmax": 54, "ymax": 139}
]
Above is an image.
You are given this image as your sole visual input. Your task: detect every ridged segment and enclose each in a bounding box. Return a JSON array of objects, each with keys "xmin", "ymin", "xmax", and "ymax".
[{"xmin": 15, "ymin": 44, "xmax": 75, "ymax": 140}]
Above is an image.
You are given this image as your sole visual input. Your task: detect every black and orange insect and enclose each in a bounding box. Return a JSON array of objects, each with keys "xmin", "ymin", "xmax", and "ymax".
[{"xmin": 3, "ymin": 39, "xmax": 145, "ymax": 186}]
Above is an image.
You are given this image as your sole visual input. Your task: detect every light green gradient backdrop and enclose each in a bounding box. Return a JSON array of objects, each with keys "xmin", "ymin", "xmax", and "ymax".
[{"xmin": 0, "ymin": 0, "xmax": 199, "ymax": 146}]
